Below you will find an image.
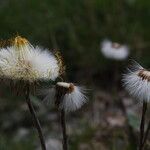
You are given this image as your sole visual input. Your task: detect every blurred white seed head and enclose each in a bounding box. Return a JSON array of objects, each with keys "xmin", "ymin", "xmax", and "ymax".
[
  {"xmin": 101, "ymin": 39, "xmax": 129, "ymax": 60},
  {"xmin": 0, "ymin": 36, "xmax": 61, "ymax": 82},
  {"xmin": 122, "ymin": 61, "xmax": 150, "ymax": 102}
]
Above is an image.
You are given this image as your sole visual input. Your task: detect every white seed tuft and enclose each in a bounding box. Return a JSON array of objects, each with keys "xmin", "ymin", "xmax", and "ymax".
[
  {"xmin": 60, "ymin": 84, "xmax": 87, "ymax": 112},
  {"xmin": 40, "ymin": 82, "xmax": 87, "ymax": 112},
  {"xmin": 101, "ymin": 39, "xmax": 129, "ymax": 60},
  {"xmin": 122, "ymin": 61, "xmax": 150, "ymax": 102},
  {"xmin": 0, "ymin": 36, "xmax": 60, "ymax": 82}
]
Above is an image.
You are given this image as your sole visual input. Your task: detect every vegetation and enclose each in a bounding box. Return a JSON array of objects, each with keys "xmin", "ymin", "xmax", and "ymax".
[{"xmin": 0, "ymin": 0, "xmax": 149, "ymax": 149}]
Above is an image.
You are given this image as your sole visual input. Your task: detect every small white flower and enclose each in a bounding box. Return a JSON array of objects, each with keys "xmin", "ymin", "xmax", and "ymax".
[
  {"xmin": 101, "ymin": 39, "xmax": 129, "ymax": 60},
  {"xmin": 122, "ymin": 61, "xmax": 150, "ymax": 102},
  {"xmin": 0, "ymin": 36, "xmax": 61, "ymax": 82}
]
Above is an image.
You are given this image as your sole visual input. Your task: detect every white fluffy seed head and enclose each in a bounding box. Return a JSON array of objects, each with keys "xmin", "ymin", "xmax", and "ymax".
[
  {"xmin": 122, "ymin": 61, "xmax": 150, "ymax": 102},
  {"xmin": 59, "ymin": 84, "xmax": 87, "ymax": 112},
  {"xmin": 40, "ymin": 82, "xmax": 87, "ymax": 112},
  {"xmin": 0, "ymin": 36, "xmax": 60, "ymax": 82},
  {"xmin": 101, "ymin": 39, "xmax": 129, "ymax": 60}
]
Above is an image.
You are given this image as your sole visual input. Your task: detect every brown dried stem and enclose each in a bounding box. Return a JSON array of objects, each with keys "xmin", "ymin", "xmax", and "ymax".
[{"xmin": 139, "ymin": 101, "xmax": 147, "ymax": 150}]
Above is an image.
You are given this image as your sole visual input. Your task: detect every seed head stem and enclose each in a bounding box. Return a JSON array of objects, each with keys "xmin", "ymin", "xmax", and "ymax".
[
  {"xmin": 139, "ymin": 101, "xmax": 147, "ymax": 150},
  {"xmin": 55, "ymin": 85, "xmax": 68, "ymax": 150},
  {"xmin": 25, "ymin": 84, "xmax": 46, "ymax": 150},
  {"xmin": 60, "ymin": 109, "xmax": 68, "ymax": 150}
]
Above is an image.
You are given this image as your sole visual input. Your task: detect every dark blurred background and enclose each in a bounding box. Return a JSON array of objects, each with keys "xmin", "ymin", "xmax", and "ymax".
[{"xmin": 0, "ymin": 0, "xmax": 149, "ymax": 150}]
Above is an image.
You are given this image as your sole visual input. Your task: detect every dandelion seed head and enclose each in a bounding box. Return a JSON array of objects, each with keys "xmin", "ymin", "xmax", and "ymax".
[
  {"xmin": 122, "ymin": 61, "xmax": 150, "ymax": 102},
  {"xmin": 101, "ymin": 39, "xmax": 129, "ymax": 60},
  {"xmin": 57, "ymin": 82, "xmax": 87, "ymax": 112},
  {"xmin": 0, "ymin": 36, "xmax": 61, "ymax": 82}
]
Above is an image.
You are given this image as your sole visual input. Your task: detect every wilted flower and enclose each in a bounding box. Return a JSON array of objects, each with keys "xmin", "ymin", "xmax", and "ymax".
[
  {"xmin": 101, "ymin": 39, "xmax": 129, "ymax": 60},
  {"xmin": 0, "ymin": 36, "xmax": 62, "ymax": 82},
  {"xmin": 122, "ymin": 61, "xmax": 150, "ymax": 102}
]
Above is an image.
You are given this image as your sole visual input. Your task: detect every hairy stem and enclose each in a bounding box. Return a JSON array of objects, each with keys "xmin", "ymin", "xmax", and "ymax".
[
  {"xmin": 139, "ymin": 101, "xmax": 147, "ymax": 150},
  {"xmin": 25, "ymin": 85, "xmax": 46, "ymax": 150}
]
